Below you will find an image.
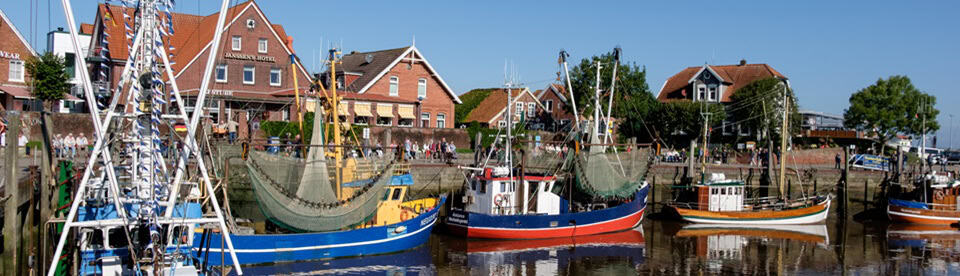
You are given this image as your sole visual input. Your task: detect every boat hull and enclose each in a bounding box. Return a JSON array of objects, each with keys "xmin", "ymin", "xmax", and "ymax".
[
  {"xmin": 887, "ymin": 204, "xmax": 960, "ymax": 225},
  {"xmin": 195, "ymin": 196, "xmax": 444, "ymax": 265},
  {"xmin": 671, "ymin": 197, "xmax": 831, "ymax": 225},
  {"xmin": 446, "ymin": 185, "xmax": 648, "ymax": 239}
]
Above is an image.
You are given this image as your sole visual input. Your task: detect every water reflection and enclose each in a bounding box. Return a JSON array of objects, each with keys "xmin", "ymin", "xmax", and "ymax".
[
  {"xmin": 440, "ymin": 228, "xmax": 646, "ymax": 275},
  {"xmin": 885, "ymin": 224, "xmax": 960, "ymax": 275},
  {"xmin": 225, "ymin": 221, "xmax": 960, "ymax": 275},
  {"xmin": 232, "ymin": 245, "xmax": 434, "ymax": 275}
]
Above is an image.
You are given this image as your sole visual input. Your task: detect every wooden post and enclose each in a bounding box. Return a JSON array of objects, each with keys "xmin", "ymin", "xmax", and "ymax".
[
  {"xmin": 841, "ymin": 146, "xmax": 849, "ymax": 217},
  {"xmin": 652, "ymin": 175, "xmax": 657, "ymax": 213},
  {"xmin": 3, "ymin": 111, "xmax": 21, "ymax": 276},
  {"xmin": 864, "ymin": 179, "xmax": 869, "ymax": 209},
  {"xmin": 38, "ymin": 113, "xmax": 57, "ymax": 275}
]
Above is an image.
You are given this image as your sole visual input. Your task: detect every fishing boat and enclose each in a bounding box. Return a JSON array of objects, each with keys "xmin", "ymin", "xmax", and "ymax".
[
  {"xmin": 204, "ymin": 48, "xmax": 443, "ymax": 265},
  {"xmin": 665, "ymin": 76, "xmax": 831, "ymax": 225},
  {"xmin": 446, "ymin": 48, "xmax": 651, "ymax": 239},
  {"xmin": 887, "ymin": 173, "xmax": 960, "ymax": 225},
  {"xmin": 666, "ymin": 174, "xmax": 831, "ymax": 224},
  {"xmin": 49, "ymin": 0, "xmax": 245, "ymax": 274}
]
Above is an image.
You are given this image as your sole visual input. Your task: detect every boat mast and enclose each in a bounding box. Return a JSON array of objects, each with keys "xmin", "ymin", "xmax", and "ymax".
[
  {"xmin": 592, "ymin": 60, "xmax": 602, "ymax": 147},
  {"xmin": 559, "ymin": 51, "xmax": 580, "ymax": 130},
  {"xmin": 779, "ymin": 80, "xmax": 790, "ymax": 200},
  {"xmin": 603, "ymin": 47, "xmax": 620, "ymax": 146},
  {"xmin": 329, "ymin": 48, "xmax": 344, "ymax": 199}
]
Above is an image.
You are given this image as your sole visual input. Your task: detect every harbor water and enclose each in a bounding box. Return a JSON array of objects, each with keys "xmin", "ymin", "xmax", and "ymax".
[{"xmin": 230, "ymin": 218, "xmax": 960, "ymax": 275}]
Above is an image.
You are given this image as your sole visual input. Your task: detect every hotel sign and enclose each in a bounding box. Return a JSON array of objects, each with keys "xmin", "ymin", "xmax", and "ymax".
[
  {"xmin": 0, "ymin": 50, "xmax": 21, "ymax": 60},
  {"xmin": 224, "ymin": 52, "xmax": 276, "ymax": 63},
  {"xmin": 210, "ymin": 89, "xmax": 234, "ymax": 96}
]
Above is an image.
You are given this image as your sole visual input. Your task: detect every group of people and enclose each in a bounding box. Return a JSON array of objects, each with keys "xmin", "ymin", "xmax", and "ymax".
[
  {"xmin": 54, "ymin": 133, "xmax": 90, "ymax": 159},
  {"xmin": 403, "ymin": 137, "xmax": 456, "ymax": 161}
]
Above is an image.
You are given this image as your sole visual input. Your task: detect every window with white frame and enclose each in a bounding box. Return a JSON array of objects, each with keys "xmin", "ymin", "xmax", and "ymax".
[
  {"xmin": 243, "ymin": 66, "xmax": 255, "ymax": 84},
  {"xmin": 436, "ymin": 113, "xmax": 446, "ymax": 128},
  {"xmin": 739, "ymin": 124, "xmax": 750, "ymax": 136},
  {"xmin": 231, "ymin": 36, "xmax": 241, "ymax": 51},
  {"xmin": 527, "ymin": 102, "xmax": 536, "ymax": 117},
  {"xmin": 389, "ymin": 76, "xmax": 399, "ymax": 96},
  {"xmin": 722, "ymin": 120, "xmax": 732, "ymax": 135},
  {"xmin": 8, "ymin": 60, "xmax": 24, "ymax": 82},
  {"xmin": 498, "ymin": 120, "xmax": 506, "ymax": 128},
  {"xmin": 258, "ymin": 38, "xmax": 267, "ymax": 54},
  {"xmin": 417, "ymin": 78, "xmax": 427, "ymax": 99},
  {"xmin": 697, "ymin": 85, "xmax": 705, "ymax": 101},
  {"xmin": 545, "ymin": 100, "xmax": 553, "ymax": 112},
  {"xmin": 377, "ymin": 116, "xmax": 392, "ymax": 126},
  {"xmin": 708, "ymin": 85, "xmax": 718, "ymax": 102},
  {"xmin": 269, "ymin": 69, "xmax": 281, "ymax": 86},
  {"xmin": 515, "ymin": 102, "xmax": 523, "ymax": 116},
  {"xmin": 282, "ymin": 109, "xmax": 290, "ymax": 121},
  {"xmin": 421, "ymin": 112, "xmax": 430, "ymax": 127},
  {"xmin": 215, "ymin": 64, "xmax": 227, "ymax": 83}
]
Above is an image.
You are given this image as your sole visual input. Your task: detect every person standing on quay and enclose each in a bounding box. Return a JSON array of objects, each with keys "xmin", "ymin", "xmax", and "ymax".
[{"xmin": 226, "ymin": 117, "xmax": 240, "ymax": 144}]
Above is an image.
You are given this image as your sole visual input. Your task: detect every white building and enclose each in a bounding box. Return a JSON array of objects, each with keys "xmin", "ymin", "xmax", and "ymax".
[{"xmin": 46, "ymin": 27, "xmax": 91, "ymax": 113}]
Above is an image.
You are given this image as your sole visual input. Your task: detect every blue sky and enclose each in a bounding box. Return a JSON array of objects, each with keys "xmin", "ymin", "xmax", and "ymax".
[{"xmin": 4, "ymin": 0, "xmax": 959, "ymax": 147}]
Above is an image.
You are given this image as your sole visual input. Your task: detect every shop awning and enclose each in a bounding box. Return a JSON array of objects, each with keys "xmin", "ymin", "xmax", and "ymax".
[
  {"xmin": 0, "ymin": 85, "xmax": 33, "ymax": 99},
  {"xmin": 354, "ymin": 102, "xmax": 373, "ymax": 117},
  {"xmin": 376, "ymin": 103, "xmax": 394, "ymax": 117},
  {"xmin": 338, "ymin": 102, "xmax": 349, "ymax": 115},
  {"xmin": 398, "ymin": 105, "xmax": 415, "ymax": 119},
  {"xmin": 305, "ymin": 99, "xmax": 316, "ymax": 112}
]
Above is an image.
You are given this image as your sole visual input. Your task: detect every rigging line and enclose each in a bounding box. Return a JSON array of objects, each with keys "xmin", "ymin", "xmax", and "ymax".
[
  {"xmin": 710, "ymin": 108, "xmax": 781, "ymax": 130},
  {"xmin": 717, "ymin": 88, "xmax": 784, "ymax": 113}
]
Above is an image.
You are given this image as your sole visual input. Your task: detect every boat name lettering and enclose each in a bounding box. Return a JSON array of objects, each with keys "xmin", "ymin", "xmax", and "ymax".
[
  {"xmin": 224, "ymin": 52, "xmax": 276, "ymax": 63},
  {"xmin": 420, "ymin": 212, "xmax": 438, "ymax": 227}
]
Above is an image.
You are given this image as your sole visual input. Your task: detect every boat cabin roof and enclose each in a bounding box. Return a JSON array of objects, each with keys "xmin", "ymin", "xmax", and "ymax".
[
  {"xmin": 343, "ymin": 174, "xmax": 414, "ymax": 187},
  {"xmin": 696, "ymin": 179, "xmax": 746, "ymax": 187},
  {"xmin": 77, "ymin": 202, "xmax": 203, "ymax": 221}
]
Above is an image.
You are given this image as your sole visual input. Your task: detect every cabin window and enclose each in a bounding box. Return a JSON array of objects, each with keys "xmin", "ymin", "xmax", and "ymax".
[
  {"xmin": 544, "ymin": 182, "xmax": 550, "ymax": 192},
  {"xmin": 480, "ymin": 181, "xmax": 487, "ymax": 194},
  {"xmin": 391, "ymin": 188, "xmax": 403, "ymax": 200},
  {"xmin": 84, "ymin": 229, "xmax": 104, "ymax": 248},
  {"xmin": 720, "ymin": 188, "xmax": 726, "ymax": 195},
  {"xmin": 108, "ymin": 228, "xmax": 129, "ymax": 248},
  {"xmin": 500, "ymin": 182, "xmax": 505, "ymax": 193},
  {"xmin": 383, "ymin": 188, "xmax": 392, "ymax": 200},
  {"xmin": 163, "ymin": 225, "xmax": 189, "ymax": 246}
]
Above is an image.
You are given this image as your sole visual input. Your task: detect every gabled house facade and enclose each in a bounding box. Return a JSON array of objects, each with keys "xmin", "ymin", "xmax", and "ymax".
[
  {"xmin": 461, "ymin": 87, "xmax": 547, "ymax": 129},
  {"xmin": 535, "ymin": 83, "xmax": 577, "ymax": 130},
  {"xmin": 0, "ymin": 8, "xmax": 39, "ymax": 111},
  {"xmin": 657, "ymin": 61, "xmax": 789, "ymax": 136},
  {"xmin": 85, "ymin": 0, "xmax": 311, "ymax": 132},
  {"xmin": 309, "ymin": 45, "xmax": 461, "ymax": 128}
]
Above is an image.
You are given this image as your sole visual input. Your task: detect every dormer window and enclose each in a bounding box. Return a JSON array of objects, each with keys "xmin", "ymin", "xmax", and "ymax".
[{"xmin": 708, "ymin": 85, "xmax": 718, "ymax": 102}]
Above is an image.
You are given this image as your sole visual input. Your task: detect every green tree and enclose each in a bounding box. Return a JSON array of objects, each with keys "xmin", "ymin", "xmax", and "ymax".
[
  {"xmin": 844, "ymin": 75, "xmax": 938, "ymax": 152},
  {"xmin": 565, "ymin": 50, "xmax": 659, "ymax": 141},
  {"xmin": 728, "ymin": 77, "xmax": 800, "ymax": 145},
  {"xmin": 24, "ymin": 52, "xmax": 71, "ymax": 112},
  {"xmin": 654, "ymin": 101, "xmax": 726, "ymax": 147}
]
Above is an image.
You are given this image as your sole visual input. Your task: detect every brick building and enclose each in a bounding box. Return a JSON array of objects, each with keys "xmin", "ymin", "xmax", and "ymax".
[
  {"xmin": 534, "ymin": 83, "xmax": 577, "ymax": 130},
  {"xmin": 0, "ymin": 8, "xmax": 38, "ymax": 111},
  {"xmin": 84, "ymin": 1, "xmax": 311, "ymax": 137},
  {"xmin": 657, "ymin": 61, "xmax": 788, "ymax": 136},
  {"xmin": 308, "ymin": 46, "xmax": 461, "ymax": 128},
  {"xmin": 461, "ymin": 87, "xmax": 547, "ymax": 129}
]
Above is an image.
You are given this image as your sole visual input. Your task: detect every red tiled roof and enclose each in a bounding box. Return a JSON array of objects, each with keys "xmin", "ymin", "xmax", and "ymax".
[
  {"xmin": 92, "ymin": 1, "xmax": 293, "ymax": 75},
  {"xmin": 657, "ymin": 63, "xmax": 787, "ymax": 103},
  {"xmin": 79, "ymin": 23, "xmax": 94, "ymax": 35},
  {"xmin": 463, "ymin": 88, "xmax": 533, "ymax": 123}
]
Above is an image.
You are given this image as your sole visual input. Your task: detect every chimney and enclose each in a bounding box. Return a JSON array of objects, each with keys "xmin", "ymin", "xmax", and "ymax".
[
  {"xmin": 350, "ymin": 51, "xmax": 358, "ymax": 55},
  {"xmin": 58, "ymin": 27, "xmax": 64, "ymax": 32},
  {"xmin": 739, "ymin": 59, "xmax": 747, "ymax": 66}
]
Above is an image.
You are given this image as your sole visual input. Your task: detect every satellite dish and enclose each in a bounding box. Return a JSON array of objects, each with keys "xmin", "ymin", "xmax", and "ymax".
[{"xmin": 365, "ymin": 54, "xmax": 374, "ymax": 64}]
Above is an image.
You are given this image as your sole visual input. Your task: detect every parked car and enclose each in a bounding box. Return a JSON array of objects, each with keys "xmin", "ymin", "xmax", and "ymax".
[{"xmin": 942, "ymin": 151, "xmax": 960, "ymax": 164}]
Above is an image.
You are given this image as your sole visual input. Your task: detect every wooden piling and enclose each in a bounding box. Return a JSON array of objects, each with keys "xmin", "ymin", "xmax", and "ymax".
[{"xmin": 3, "ymin": 111, "xmax": 21, "ymax": 276}]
